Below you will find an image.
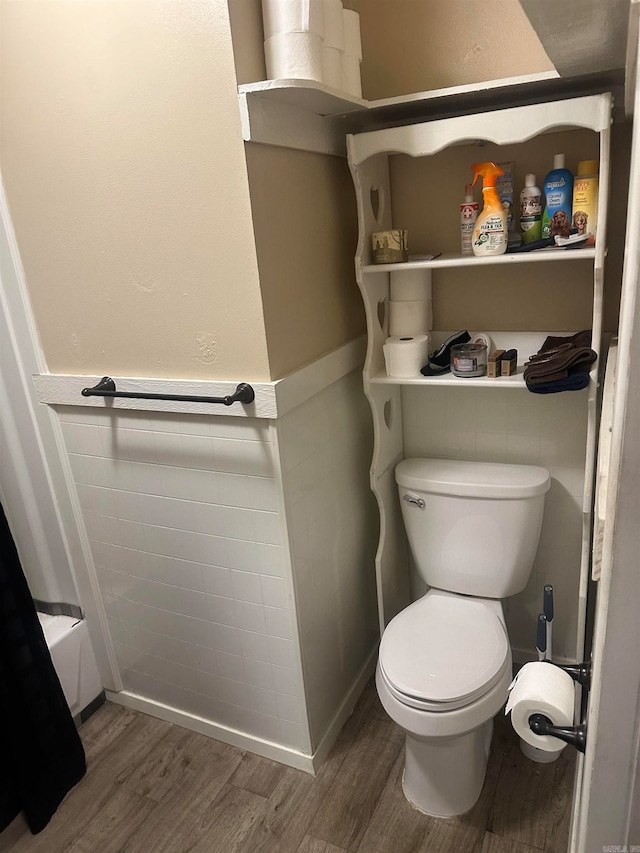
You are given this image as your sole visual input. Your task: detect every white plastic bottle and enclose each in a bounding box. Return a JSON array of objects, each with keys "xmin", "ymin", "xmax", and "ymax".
[
  {"xmin": 520, "ymin": 174, "xmax": 542, "ymax": 244},
  {"xmin": 460, "ymin": 184, "xmax": 478, "ymax": 255}
]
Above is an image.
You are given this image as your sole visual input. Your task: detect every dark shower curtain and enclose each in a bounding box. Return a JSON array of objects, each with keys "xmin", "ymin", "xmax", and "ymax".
[{"xmin": 0, "ymin": 502, "xmax": 86, "ymax": 834}]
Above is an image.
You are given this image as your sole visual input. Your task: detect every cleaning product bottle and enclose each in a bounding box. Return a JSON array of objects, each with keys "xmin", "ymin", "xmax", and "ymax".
[
  {"xmin": 520, "ymin": 174, "xmax": 542, "ymax": 244},
  {"xmin": 471, "ymin": 162, "xmax": 507, "ymax": 256},
  {"xmin": 541, "ymin": 154, "xmax": 573, "ymax": 239},
  {"xmin": 572, "ymin": 160, "xmax": 599, "ymax": 246},
  {"xmin": 460, "ymin": 184, "xmax": 478, "ymax": 255}
]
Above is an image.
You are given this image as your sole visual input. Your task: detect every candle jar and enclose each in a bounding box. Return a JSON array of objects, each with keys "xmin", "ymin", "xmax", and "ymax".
[{"xmin": 451, "ymin": 343, "xmax": 488, "ymax": 377}]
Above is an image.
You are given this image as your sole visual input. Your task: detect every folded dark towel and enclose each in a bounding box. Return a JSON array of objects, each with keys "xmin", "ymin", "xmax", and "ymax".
[
  {"xmin": 539, "ymin": 330, "xmax": 592, "ymax": 352},
  {"xmin": 526, "ymin": 372, "xmax": 591, "ymax": 394},
  {"xmin": 524, "ymin": 346, "xmax": 597, "ymax": 384}
]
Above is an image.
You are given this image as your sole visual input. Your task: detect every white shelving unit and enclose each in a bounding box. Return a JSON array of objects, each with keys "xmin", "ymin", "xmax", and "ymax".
[
  {"xmin": 362, "ymin": 247, "xmax": 597, "ymax": 273},
  {"xmin": 347, "ymin": 94, "xmax": 612, "ymax": 654},
  {"xmin": 370, "ymin": 368, "xmax": 527, "ymax": 389},
  {"xmin": 237, "ymin": 71, "xmax": 620, "ymax": 156}
]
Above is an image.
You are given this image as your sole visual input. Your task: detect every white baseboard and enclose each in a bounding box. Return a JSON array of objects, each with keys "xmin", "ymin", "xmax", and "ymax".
[
  {"xmin": 309, "ymin": 644, "xmax": 378, "ymax": 773},
  {"xmin": 105, "ymin": 644, "xmax": 377, "ymax": 776},
  {"xmin": 105, "ymin": 689, "xmax": 316, "ymax": 773}
]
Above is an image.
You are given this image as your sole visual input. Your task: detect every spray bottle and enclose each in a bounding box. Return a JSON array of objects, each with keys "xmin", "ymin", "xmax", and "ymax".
[
  {"xmin": 460, "ymin": 184, "xmax": 478, "ymax": 255},
  {"xmin": 471, "ymin": 162, "xmax": 507, "ymax": 256}
]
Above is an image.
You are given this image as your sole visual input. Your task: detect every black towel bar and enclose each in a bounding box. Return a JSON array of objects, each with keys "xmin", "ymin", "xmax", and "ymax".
[{"xmin": 81, "ymin": 377, "xmax": 255, "ymax": 406}]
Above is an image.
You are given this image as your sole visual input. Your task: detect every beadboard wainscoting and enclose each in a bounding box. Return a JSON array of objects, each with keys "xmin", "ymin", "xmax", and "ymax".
[
  {"xmin": 58, "ymin": 407, "xmax": 310, "ymax": 758},
  {"xmin": 402, "ymin": 385, "xmax": 588, "ymax": 664},
  {"xmin": 278, "ymin": 369, "xmax": 379, "ymax": 753},
  {"xmin": 36, "ymin": 339, "xmax": 380, "ymax": 772}
]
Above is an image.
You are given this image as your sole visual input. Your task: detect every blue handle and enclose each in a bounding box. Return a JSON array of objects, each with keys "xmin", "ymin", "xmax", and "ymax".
[
  {"xmin": 536, "ymin": 613, "xmax": 547, "ymax": 655},
  {"xmin": 544, "ymin": 585, "xmax": 554, "ymax": 622}
]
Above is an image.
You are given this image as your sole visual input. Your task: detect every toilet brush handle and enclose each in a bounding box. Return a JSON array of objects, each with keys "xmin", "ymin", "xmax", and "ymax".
[
  {"xmin": 543, "ymin": 585, "xmax": 554, "ymax": 660},
  {"xmin": 536, "ymin": 614, "xmax": 547, "ymax": 661},
  {"xmin": 543, "ymin": 585, "xmax": 554, "ymax": 622},
  {"xmin": 528, "ymin": 714, "xmax": 587, "ymax": 753}
]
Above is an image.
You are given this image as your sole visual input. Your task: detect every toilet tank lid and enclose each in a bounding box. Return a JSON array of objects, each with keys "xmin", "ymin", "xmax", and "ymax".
[{"xmin": 396, "ymin": 458, "xmax": 550, "ymax": 499}]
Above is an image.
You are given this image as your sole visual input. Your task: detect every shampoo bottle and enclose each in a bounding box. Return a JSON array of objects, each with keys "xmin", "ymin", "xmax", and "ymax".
[
  {"xmin": 541, "ymin": 154, "xmax": 573, "ymax": 239},
  {"xmin": 572, "ymin": 159, "xmax": 599, "ymax": 246},
  {"xmin": 471, "ymin": 162, "xmax": 507, "ymax": 257},
  {"xmin": 460, "ymin": 184, "xmax": 478, "ymax": 255},
  {"xmin": 520, "ymin": 174, "xmax": 542, "ymax": 244}
]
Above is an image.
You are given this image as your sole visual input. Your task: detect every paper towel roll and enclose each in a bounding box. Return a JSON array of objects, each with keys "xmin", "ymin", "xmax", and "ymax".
[
  {"xmin": 323, "ymin": 0, "xmax": 344, "ymax": 49},
  {"xmin": 262, "ymin": 0, "xmax": 324, "ymax": 39},
  {"xmin": 341, "ymin": 54, "xmax": 362, "ymax": 98},
  {"xmin": 322, "ymin": 45, "xmax": 343, "ymax": 89},
  {"xmin": 264, "ymin": 32, "xmax": 324, "ymax": 81},
  {"xmin": 390, "ymin": 269, "xmax": 432, "ymax": 302},
  {"xmin": 389, "ymin": 299, "xmax": 433, "ymax": 336},
  {"xmin": 342, "ymin": 9, "xmax": 362, "ymax": 60},
  {"xmin": 383, "ymin": 335, "xmax": 430, "ymax": 377},
  {"xmin": 505, "ymin": 662, "xmax": 575, "ymax": 752}
]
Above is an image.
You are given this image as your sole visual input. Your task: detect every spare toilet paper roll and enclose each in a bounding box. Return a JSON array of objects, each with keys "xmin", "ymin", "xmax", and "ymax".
[
  {"xmin": 390, "ymin": 269, "xmax": 432, "ymax": 302},
  {"xmin": 264, "ymin": 32, "xmax": 324, "ymax": 81},
  {"xmin": 506, "ymin": 662, "xmax": 575, "ymax": 752},
  {"xmin": 383, "ymin": 335, "xmax": 430, "ymax": 378},
  {"xmin": 341, "ymin": 54, "xmax": 362, "ymax": 98},
  {"xmin": 322, "ymin": 45, "xmax": 343, "ymax": 90},
  {"xmin": 342, "ymin": 9, "xmax": 362, "ymax": 60},
  {"xmin": 323, "ymin": 0, "xmax": 345, "ymax": 49},
  {"xmin": 389, "ymin": 299, "xmax": 433, "ymax": 336},
  {"xmin": 262, "ymin": 0, "xmax": 324, "ymax": 40}
]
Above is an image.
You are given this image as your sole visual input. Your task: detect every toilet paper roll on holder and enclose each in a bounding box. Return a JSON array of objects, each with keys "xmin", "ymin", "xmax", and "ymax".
[{"xmin": 527, "ymin": 654, "xmax": 591, "ymax": 753}]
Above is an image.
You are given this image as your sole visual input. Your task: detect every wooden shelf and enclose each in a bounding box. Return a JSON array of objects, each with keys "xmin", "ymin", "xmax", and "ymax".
[
  {"xmin": 238, "ymin": 73, "xmax": 621, "ymax": 156},
  {"xmin": 362, "ymin": 247, "xmax": 597, "ymax": 274},
  {"xmin": 238, "ymin": 79, "xmax": 367, "ymax": 116},
  {"xmin": 370, "ymin": 367, "xmax": 595, "ymax": 389},
  {"xmin": 370, "ymin": 367, "xmax": 527, "ymax": 388}
]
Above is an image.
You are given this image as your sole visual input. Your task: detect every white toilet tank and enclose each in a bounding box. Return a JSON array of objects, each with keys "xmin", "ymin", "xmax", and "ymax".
[{"xmin": 396, "ymin": 458, "xmax": 550, "ymax": 598}]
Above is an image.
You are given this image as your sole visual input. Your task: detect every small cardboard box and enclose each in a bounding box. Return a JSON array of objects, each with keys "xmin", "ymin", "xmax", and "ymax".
[
  {"xmin": 487, "ymin": 349, "xmax": 505, "ymax": 378},
  {"xmin": 501, "ymin": 351, "xmax": 517, "ymax": 376}
]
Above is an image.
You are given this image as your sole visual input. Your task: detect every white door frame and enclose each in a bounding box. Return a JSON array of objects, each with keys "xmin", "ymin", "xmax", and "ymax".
[
  {"xmin": 0, "ymin": 180, "xmax": 120, "ymax": 691},
  {"xmin": 570, "ymin": 6, "xmax": 640, "ymax": 845}
]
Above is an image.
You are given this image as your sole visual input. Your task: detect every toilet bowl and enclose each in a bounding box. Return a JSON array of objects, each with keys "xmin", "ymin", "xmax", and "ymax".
[
  {"xmin": 377, "ymin": 589, "xmax": 512, "ymax": 816},
  {"xmin": 377, "ymin": 458, "xmax": 550, "ymax": 817}
]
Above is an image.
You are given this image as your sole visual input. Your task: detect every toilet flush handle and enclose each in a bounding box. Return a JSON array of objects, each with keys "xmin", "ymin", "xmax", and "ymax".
[{"xmin": 402, "ymin": 494, "xmax": 425, "ymax": 510}]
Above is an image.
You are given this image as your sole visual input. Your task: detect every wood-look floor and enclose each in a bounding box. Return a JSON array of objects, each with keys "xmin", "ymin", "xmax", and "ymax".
[{"xmin": 3, "ymin": 683, "xmax": 575, "ymax": 853}]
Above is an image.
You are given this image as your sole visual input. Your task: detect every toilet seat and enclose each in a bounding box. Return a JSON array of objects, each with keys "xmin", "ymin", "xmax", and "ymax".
[{"xmin": 379, "ymin": 592, "xmax": 509, "ymax": 712}]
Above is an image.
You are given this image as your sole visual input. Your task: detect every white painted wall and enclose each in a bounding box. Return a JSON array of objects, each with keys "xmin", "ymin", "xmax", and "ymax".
[{"xmin": 278, "ymin": 369, "xmax": 379, "ymax": 749}]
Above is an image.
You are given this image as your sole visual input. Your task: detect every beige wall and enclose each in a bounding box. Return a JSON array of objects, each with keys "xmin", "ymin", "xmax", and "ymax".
[
  {"xmin": 389, "ymin": 128, "xmax": 627, "ymax": 333},
  {"xmin": 350, "ymin": 0, "xmax": 555, "ymax": 99},
  {"xmin": 245, "ymin": 144, "xmax": 365, "ymax": 379},
  {"xmin": 1, "ymin": 0, "xmax": 271, "ymax": 381},
  {"xmin": 1, "ymin": 1, "xmax": 623, "ymax": 386}
]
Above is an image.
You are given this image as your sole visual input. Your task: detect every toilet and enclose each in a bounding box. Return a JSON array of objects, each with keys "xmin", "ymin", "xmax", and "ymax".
[{"xmin": 376, "ymin": 457, "xmax": 550, "ymax": 818}]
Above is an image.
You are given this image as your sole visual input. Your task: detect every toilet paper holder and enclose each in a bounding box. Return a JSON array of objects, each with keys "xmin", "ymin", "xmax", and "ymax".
[
  {"xmin": 545, "ymin": 658, "xmax": 591, "ymax": 690},
  {"xmin": 527, "ymin": 658, "xmax": 591, "ymax": 753},
  {"xmin": 528, "ymin": 714, "xmax": 587, "ymax": 753}
]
